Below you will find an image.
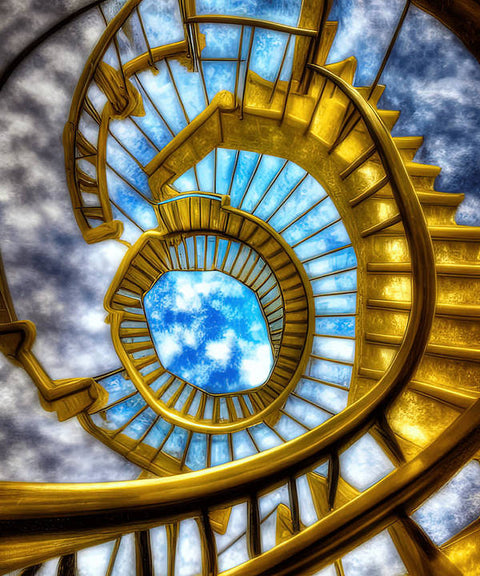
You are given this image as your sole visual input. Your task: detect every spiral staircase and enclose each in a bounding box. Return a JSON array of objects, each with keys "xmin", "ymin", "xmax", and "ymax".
[{"xmin": 1, "ymin": 0, "xmax": 480, "ymax": 574}]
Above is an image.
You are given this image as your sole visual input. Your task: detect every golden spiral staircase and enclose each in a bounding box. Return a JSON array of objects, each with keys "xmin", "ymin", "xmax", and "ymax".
[{"xmin": 1, "ymin": 0, "xmax": 480, "ymax": 574}]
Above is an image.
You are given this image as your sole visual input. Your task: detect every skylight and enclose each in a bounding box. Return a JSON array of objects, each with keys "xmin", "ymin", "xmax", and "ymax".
[{"xmin": 144, "ymin": 270, "xmax": 274, "ymax": 393}]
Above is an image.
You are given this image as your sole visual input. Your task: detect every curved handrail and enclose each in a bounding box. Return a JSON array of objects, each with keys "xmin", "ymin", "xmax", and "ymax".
[
  {"xmin": 223, "ymin": 399, "xmax": 480, "ymax": 576},
  {"xmin": 3, "ymin": 1, "xmax": 480, "ymax": 573},
  {"xmin": 63, "ymin": 0, "xmax": 142, "ymax": 241},
  {"xmin": 184, "ymin": 15, "xmax": 318, "ymax": 36},
  {"xmin": 2, "ymin": 399, "xmax": 478, "ymax": 574},
  {"xmin": 103, "ymin": 198, "xmax": 313, "ymax": 433},
  {"xmin": 0, "ymin": 1, "xmax": 108, "ymax": 92},
  {"xmin": 0, "ymin": 63, "xmax": 437, "ymax": 570},
  {"xmin": 63, "ymin": 0, "xmax": 325, "ymax": 242}
]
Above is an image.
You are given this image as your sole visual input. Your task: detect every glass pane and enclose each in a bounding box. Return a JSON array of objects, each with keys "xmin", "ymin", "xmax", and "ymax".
[
  {"xmin": 176, "ymin": 519, "xmax": 202, "ymax": 576},
  {"xmin": 151, "ymin": 526, "xmax": 168, "ymax": 575},
  {"xmin": 137, "ymin": 0, "xmax": 184, "ymax": 47},
  {"xmin": 412, "ymin": 460, "xmax": 480, "ymax": 545},
  {"xmin": 185, "ymin": 433, "xmax": 208, "ymax": 471},
  {"xmin": 97, "ymin": 371, "xmax": 136, "ymax": 404},
  {"xmin": 297, "ymin": 474, "xmax": 318, "ymax": 527},
  {"xmin": 200, "ymin": 23, "xmax": 242, "ymax": 59},
  {"xmin": 211, "ymin": 434, "xmax": 231, "ymax": 466},
  {"xmin": 295, "ymin": 378, "xmax": 349, "ymax": 414},
  {"xmin": 312, "ymin": 336, "xmax": 355, "ymax": 363},
  {"xmin": 77, "ymin": 541, "xmax": 116, "ymax": 576},
  {"xmin": 284, "ymin": 396, "xmax": 330, "ymax": 429},
  {"xmin": 314, "ymin": 294, "xmax": 357, "ymax": 315},
  {"xmin": 232, "ymin": 430, "xmax": 258, "ymax": 459},
  {"xmin": 340, "ymin": 434, "xmax": 395, "ymax": 492},
  {"xmin": 123, "ymin": 407, "xmax": 157, "ymax": 440},
  {"xmin": 304, "ymin": 358, "xmax": 352, "ymax": 388},
  {"xmin": 111, "ymin": 534, "xmax": 135, "ymax": 576},
  {"xmin": 163, "ymin": 426, "xmax": 189, "ymax": 459},
  {"xmin": 304, "ymin": 247, "xmax": 357, "ymax": 277},
  {"xmin": 312, "ymin": 270, "xmax": 357, "ymax": 295},
  {"xmin": 342, "ymin": 530, "xmax": 406, "ymax": 576},
  {"xmin": 144, "ymin": 419, "xmax": 172, "ymax": 449},
  {"xmin": 102, "ymin": 394, "xmax": 146, "ymax": 430},
  {"xmin": 230, "ymin": 151, "xmax": 262, "ymax": 207},
  {"xmin": 249, "ymin": 423, "xmax": 282, "ymax": 450},
  {"xmin": 203, "ymin": 61, "xmax": 236, "ymax": 102},
  {"xmin": 315, "ymin": 316, "xmax": 356, "ymax": 338},
  {"xmin": 259, "ymin": 484, "xmax": 290, "ymax": 519},
  {"xmin": 274, "ymin": 413, "xmax": 306, "ymax": 440},
  {"xmin": 195, "ymin": 0, "xmax": 303, "ymax": 27}
]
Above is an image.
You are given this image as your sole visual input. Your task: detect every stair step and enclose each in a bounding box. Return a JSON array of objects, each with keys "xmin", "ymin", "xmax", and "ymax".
[
  {"xmin": 393, "ymin": 136, "xmax": 424, "ymax": 161},
  {"xmin": 323, "ymin": 57, "xmax": 357, "ymax": 86},
  {"xmin": 356, "ymin": 84, "xmax": 386, "ymax": 106},
  {"xmin": 366, "ymin": 331, "xmax": 480, "ymax": 363},
  {"xmin": 358, "ymin": 367, "xmax": 479, "ymax": 410},
  {"xmin": 376, "ymin": 188, "xmax": 464, "ymax": 208},
  {"xmin": 367, "ymin": 262, "xmax": 480, "ymax": 277},
  {"xmin": 377, "ymin": 109, "xmax": 400, "ymax": 131}
]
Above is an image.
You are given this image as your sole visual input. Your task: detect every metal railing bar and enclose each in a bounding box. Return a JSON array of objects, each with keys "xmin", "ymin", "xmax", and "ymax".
[
  {"xmin": 278, "ymin": 195, "xmax": 328, "ymax": 235},
  {"xmin": 129, "ymin": 116, "xmax": 162, "ymax": 152},
  {"xmin": 269, "ymin": 34, "xmax": 292, "ymax": 104},
  {"xmin": 106, "ymin": 162, "xmax": 152, "ymax": 203},
  {"xmin": 251, "ymin": 159, "xmax": 289, "ymax": 214},
  {"xmin": 266, "ymin": 173, "xmax": 308, "ymax": 223},
  {"xmin": 368, "ymin": 0, "xmax": 411, "ymax": 100},
  {"xmin": 136, "ymin": 6, "xmax": 154, "ymax": 66},
  {"xmin": 238, "ymin": 154, "xmax": 263, "ymax": 209},
  {"xmin": 186, "ymin": 15, "xmax": 317, "ymax": 37},
  {"xmin": 109, "ymin": 197, "xmax": 146, "ymax": 232},
  {"xmin": 240, "ymin": 27, "xmax": 255, "ymax": 119}
]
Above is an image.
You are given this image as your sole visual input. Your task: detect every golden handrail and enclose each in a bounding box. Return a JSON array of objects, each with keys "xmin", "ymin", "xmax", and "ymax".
[
  {"xmin": 0, "ymin": 61, "xmax": 438, "ymax": 573},
  {"xmin": 63, "ymin": 0, "xmax": 143, "ymax": 242}
]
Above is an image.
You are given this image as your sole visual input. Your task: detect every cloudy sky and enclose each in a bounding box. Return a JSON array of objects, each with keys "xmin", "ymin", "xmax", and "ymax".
[
  {"xmin": 0, "ymin": 0, "xmax": 138, "ymax": 482},
  {"xmin": 144, "ymin": 271, "xmax": 273, "ymax": 392},
  {"xmin": 0, "ymin": 1, "xmax": 480, "ymax": 572}
]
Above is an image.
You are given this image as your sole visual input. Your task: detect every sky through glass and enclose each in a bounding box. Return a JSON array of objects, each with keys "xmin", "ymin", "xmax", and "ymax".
[{"xmin": 144, "ymin": 271, "xmax": 274, "ymax": 393}]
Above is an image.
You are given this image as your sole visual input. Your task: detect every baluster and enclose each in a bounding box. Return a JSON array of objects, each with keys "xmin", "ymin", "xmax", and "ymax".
[
  {"xmin": 247, "ymin": 494, "xmax": 261, "ymax": 557},
  {"xmin": 57, "ymin": 554, "xmax": 76, "ymax": 576},
  {"xmin": 135, "ymin": 531, "xmax": 153, "ymax": 576}
]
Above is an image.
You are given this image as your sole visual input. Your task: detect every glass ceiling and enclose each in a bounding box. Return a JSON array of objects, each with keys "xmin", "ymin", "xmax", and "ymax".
[
  {"xmin": 195, "ymin": 0, "xmax": 303, "ymax": 26},
  {"xmin": 144, "ymin": 270, "xmax": 274, "ymax": 393}
]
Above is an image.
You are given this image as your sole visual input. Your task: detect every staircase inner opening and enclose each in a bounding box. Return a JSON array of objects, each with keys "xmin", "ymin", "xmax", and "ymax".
[{"xmin": 143, "ymin": 270, "xmax": 274, "ymax": 393}]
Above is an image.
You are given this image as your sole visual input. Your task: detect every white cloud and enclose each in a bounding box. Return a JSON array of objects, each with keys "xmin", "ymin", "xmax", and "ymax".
[
  {"xmin": 174, "ymin": 278, "xmax": 203, "ymax": 311},
  {"xmin": 239, "ymin": 343, "xmax": 272, "ymax": 387},
  {"xmin": 169, "ymin": 271, "xmax": 246, "ymax": 315},
  {"xmin": 205, "ymin": 329, "xmax": 235, "ymax": 367},
  {"xmin": 158, "ymin": 331, "xmax": 183, "ymax": 364},
  {"xmin": 180, "ymin": 324, "xmax": 202, "ymax": 348}
]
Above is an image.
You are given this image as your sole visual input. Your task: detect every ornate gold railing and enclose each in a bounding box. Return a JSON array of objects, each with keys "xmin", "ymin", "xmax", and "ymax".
[{"xmin": 0, "ymin": 55, "xmax": 441, "ymax": 573}]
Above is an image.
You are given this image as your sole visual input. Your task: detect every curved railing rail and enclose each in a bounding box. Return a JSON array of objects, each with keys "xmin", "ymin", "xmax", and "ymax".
[
  {"xmin": 0, "ymin": 58, "xmax": 438, "ymax": 573},
  {"xmin": 63, "ymin": 0, "xmax": 144, "ymax": 243},
  {"xmin": 103, "ymin": 198, "xmax": 313, "ymax": 433},
  {"xmin": 63, "ymin": 0, "xmax": 330, "ymax": 244},
  {"xmin": 2, "ymin": 399, "xmax": 478, "ymax": 574}
]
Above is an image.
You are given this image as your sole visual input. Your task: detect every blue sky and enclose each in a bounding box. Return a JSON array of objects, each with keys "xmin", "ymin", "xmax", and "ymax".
[{"xmin": 144, "ymin": 271, "xmax": 273, "ymax": 393}]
